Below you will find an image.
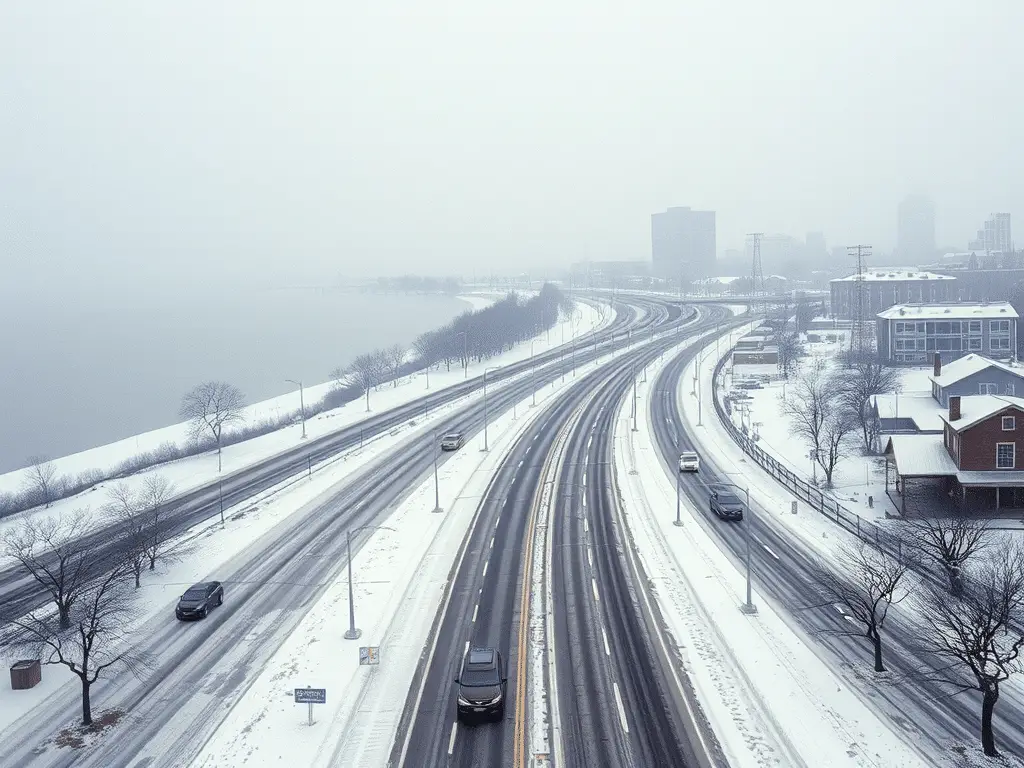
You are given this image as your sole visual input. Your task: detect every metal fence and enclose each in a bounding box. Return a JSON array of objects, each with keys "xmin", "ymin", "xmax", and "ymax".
[{"xmin": 710, "ymin": 350, "xmax": 905, "ymax": 560}]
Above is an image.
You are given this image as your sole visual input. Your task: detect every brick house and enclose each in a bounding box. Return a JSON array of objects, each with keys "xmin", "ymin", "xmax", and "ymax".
[{"xmin": 884, "ymin": 393, "xmax": 1024, "ymax": 513}]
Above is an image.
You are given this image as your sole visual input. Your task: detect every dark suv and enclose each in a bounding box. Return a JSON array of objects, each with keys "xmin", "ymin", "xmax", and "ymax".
[
  {"xmin": 709, "ymin": 490, "xmax": 744, "ymax": 521},
  {"xmin": 454, "ymin": 647, "xmax": 507, "ymax": 722},
  {"xmin": 175, "ymin": 581, "xmax": 224, "ymax": 620}
]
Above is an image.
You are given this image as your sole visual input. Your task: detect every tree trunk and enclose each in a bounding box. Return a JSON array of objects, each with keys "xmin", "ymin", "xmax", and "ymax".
[
  {"xmin": 216, "ymin": 437, "xmax": 223, "ymax": 473},
  {"xmin": 981, "ymin": 683, "xmax": 999, "ymax": 757},
  {"xmin": 871, "ymin": 630, "xmax": 885, "ymax": 672},
  {"xmin": 364, "ymin": 387, "xmax": 370, "ymax": 412},
  {"xmin": 81, "ymin": 678, "xmax": 92, "ymax": 726}
]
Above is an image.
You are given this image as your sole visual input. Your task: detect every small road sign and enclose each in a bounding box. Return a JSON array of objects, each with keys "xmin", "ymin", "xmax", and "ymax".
[
  {"xmin": 294, "ymin": 687, "xmax": 326, "ymax": 704},
  {"xmin": 359, "ymin": 646, "xmax": 380, "ymax": 666}
]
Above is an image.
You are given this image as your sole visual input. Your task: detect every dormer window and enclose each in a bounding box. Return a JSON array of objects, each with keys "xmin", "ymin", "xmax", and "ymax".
[{"xmin": 1003, "ymin": 416, "xmax": 1016, "ymax": 431}]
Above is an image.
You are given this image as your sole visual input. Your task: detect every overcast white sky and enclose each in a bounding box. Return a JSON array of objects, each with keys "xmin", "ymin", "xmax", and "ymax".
[{"xmin": 2, "ymin": 0, "xmax": 1021, "ymax": 292}]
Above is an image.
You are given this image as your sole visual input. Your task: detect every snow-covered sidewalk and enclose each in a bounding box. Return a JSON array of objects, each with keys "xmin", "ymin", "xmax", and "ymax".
[{"xmin": 613, "ymin": 336, "xmax": 930, "ymax": 768}]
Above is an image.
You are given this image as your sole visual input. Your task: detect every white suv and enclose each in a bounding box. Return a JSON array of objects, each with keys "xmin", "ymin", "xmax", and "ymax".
[{"xmin": 678, "ymin": 451, "xmax": 700, "ymax": 472}]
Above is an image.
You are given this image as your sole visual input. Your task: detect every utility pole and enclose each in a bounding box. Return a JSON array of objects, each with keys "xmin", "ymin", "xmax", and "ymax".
[
  {"xmin": 286, "ymin": 379, "xmax": 307, "ymax": 439},
  {"xmin": 747, "ymin": 232, "xmax": 765, "ymax": 322},
  {"xmin": 741, "ymin": 487, "xmax": 756, "ymax": 613},
  {"xmin": 631, "ymin": 362, "xmax": 638, "ymax": 431},
  {"xmin": 344, "ymin": 529, "xmax": 361, "ymax": 639},
  {"xmin": 432, "ymin": 432, "xmax": 442, "ymax": 512}
]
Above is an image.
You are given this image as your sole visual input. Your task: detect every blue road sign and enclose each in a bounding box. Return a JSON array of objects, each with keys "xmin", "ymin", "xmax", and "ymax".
[{"xmin": 294, "ymin": 687, "xmax": 326, "ymax": 705}]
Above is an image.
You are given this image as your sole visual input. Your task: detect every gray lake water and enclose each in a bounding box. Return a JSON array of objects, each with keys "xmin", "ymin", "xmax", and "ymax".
[{"xmin": 0, "ymin": 287, "xmax": 467, "ymax": 473}]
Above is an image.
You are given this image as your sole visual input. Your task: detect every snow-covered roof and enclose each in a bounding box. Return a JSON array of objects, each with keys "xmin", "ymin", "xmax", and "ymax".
[
  {"xmin": 831, "ymin": 269, "xmax": 954, "ymax": 283},
  {"xmin": 930, "ymin": 353, "xmax": 1024, "ymax": 387},
  {"xmin": 883, "ymin": 434, "xmax": 957, "ymax": 477},
  {"xmin": 939, "ymin": 394, "xmax": 1024, "ymax": 432},
  {"xmin": 872, "ymin": 393, "xmax": 944, "ymax": 432},
  {"xmin": 877, "ymin": 302, "xmax": 1018, "ymax": 320},
  {"xmin": 957, "ymin": 470, "xmax": 1024, "ymax": 486}
]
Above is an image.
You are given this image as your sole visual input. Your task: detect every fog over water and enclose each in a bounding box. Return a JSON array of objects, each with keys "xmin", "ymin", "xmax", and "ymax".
[{"xmin": 0, "ymin": 287, "xmax": 466, "ymax": 473}]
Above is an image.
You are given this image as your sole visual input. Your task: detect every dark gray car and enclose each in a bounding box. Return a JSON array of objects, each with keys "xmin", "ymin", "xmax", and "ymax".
[
  {"xmin": 709, "ymin": 490, "xmax": 744, "ymax": 521},
  {"xmin": 455, "ymin": 647, "xmax": 507, "ymax": 722},
  {"xmin": 175, "ymin": 581, "xmax": 224, "ymax": 621}
]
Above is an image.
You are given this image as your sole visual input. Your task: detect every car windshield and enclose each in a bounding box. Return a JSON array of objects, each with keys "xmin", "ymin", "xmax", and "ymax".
[
  {"xmin": 461, "ymin": 668, "xmax": 499, "ymax": 686},
  {"xmin": 444, "ymin": 433, "xmax": 460, "ymax": 440},
  {"xmin": 182, "ymin": 589, "xmax": 206, "ymax": 600},
  {"xmin": 718, "ymin": 493, "xmax": 741, "ymax": 505},
  {"xmin": 682, "ymin": 453, "xmax": 697, "ymax": 460}
]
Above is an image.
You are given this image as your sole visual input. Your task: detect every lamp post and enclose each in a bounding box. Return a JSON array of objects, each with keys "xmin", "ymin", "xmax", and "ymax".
[
  {"xmin": 530, "ymin": 340, "xmax": 538, "ymax": 407},
  {"xmin": 631, "ymin": 362, "xmax": 638, "ymax": 432},
  {"xmin": 712, "ymin": 481, "xmax": 755, "ymax": 613},
  {"xmin": 456, "ymin": 331, "xmax": 469, "ymax": 379},
  {"xmin": 432, "ymin": 431, "xmax": 443, "ymax": 513},
  {"xmin": 482, "ymin": 366, "xmax": 500, "ymax": 451},
  {"xmin": 344, "ymin": 524, "xmax": 396, "ymax": 639},
  {"xmin": 285, "ymin": 379, "xmax": 307, "ymax": 439}
]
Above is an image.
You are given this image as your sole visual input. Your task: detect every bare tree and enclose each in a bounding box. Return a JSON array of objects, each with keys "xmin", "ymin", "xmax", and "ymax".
[
  {"xmin": 814, "ymin": 541, "xmax": 913, "ymax": 672},
  {"xmin": 839, "ymin": 354, "xmax": 901, "ymax": 451},
  {"xmin": 2, "ymin": 510, "xmax": 93, "ymax": 629},
  {"xmin": 817, "ymin": 406, "xmax": 859, "ymax": 485},
  {"xmin": 141, "ymin": 475, "xmax": 175, "ymax": 571},
  {"xmin": 105, "ymin": 483, "xmax": 147, "ymax": 589},
  {"xmin": 905, "ymin": 515, "xmax": 990, "ymax": 595},
  {"xmin": 179, "ymin": 381, "xmax": 245, "ymax": 472},
  {"xmin": 0, "ymin": 557, "xmax": 148, "ymax": 726},
  {"xmin": 776, "ymin": 333, "xmax": 802, "ymax": 380},
  {"xmin": 22, "ymin": 455, "xmax": 63, "ymax": 509},
  {"xmin": 348, "ymin": 351, "xmax": 386, "ymax": 411},
  {"xmin": 780, "ymin": 367, "xmax": 837, "ymax": 463},
  {"xmin": 918, "ymin": 543, "xmax": 1024, "ymax": 757},
  {"xmin": 384, "ymin": 343, "xmax": 406, "ymax": 387}
]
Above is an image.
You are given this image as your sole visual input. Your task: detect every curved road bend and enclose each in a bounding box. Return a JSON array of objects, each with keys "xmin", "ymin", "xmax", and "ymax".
[
  {"xmin": 0, "ymin": 298, "xmax": 671, "ymax": 768},
  {"xmin": 0, "ymin": 295, "xmax": 684, "ymax": 621},
  {"xmin": 395, "ymin": 306, "xmax": 734, "ymax": 768},
  {"xmin": 651, "ymin": 332, "xmax": 1024, "ymax": 760}
]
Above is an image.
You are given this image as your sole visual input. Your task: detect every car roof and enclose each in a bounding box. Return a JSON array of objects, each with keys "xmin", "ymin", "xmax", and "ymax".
[
  {"xmin": 188, "ymin": 581, "xmax": 217, "ymax": 591},
  {"xmin": 466, "ymin": 647, "xmax": 496, "ymax": 666},
  {"xmin": 444, "ymin": 431, "xmax": 463, "ymax": 438},
  {"xmin": 681, "ymin": 451, "xmax": 698, "ymax": 457},
  {"xmin": 717, "ymin": 491, "xmax": 742, "ymax": 502}
]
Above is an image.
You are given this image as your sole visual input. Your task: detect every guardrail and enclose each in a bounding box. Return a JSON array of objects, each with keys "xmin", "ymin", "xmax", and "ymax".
[{"xmin": 709, "ymin": 346, "xmax": 905, "ymax": 560}]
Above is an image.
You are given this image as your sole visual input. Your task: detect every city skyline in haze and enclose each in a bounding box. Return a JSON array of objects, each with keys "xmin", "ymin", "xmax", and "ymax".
[{"xmin": 2, "ymin": 1, "xmax": 1022, "ymax": 294}]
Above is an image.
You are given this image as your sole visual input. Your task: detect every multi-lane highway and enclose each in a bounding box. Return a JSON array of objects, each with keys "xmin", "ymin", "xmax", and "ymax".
[
  {"xmin": 649, "ymin": 331, "xmax": 1024, "ymax": 760},
  {"xmin": 0, "ymin": 293, "xmax": 689, "ymax": 767},
  {"xmin": 0, "ymin": 295, "xmax": 680, "ymax": 621},
  {"xmin": 394, "ymin": 305, "xmax": 734, "ymax": 768}
]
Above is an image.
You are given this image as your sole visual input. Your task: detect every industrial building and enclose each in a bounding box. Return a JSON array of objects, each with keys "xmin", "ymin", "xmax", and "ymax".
[
  {"xmin": 875, "ymin": 302, "xmax": 1018, "ymax": 365},
  {"xmin": 829, "ymin": 268, "xmax": 956, "ymax": 318}
]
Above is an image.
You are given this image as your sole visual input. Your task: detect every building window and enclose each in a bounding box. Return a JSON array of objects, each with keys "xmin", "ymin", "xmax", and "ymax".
[
  {"xmin": 997, "ymin": 442, "xmax": 1015, "ymax": 469},
  {"xmin": 969, "ymin": 320, "xmax": 982, "ymax": 333},
  {"xmin": 990, "ymin": 319, "xmax": 1011, "ymax": 334},
  {"xmin": 1008, "ymin": 384, "xmax": 1016, "ymax": 396},
  {"xmin": 969, "ymin": 337, "xmax": 983, "ymax": 351},
  {"xmin": 991, "ymin": 337, "xmax": 1012, "ymax": 351},
  {"xmin": 894, "ymin": 322, "xmax": 904, "ymax": 333},
  {"xmin": 1003, "ymin": 416, "xmax": 1016, "ymax": 431},
  {"xmin": 980, "ymin": 383, "xmax": 998, "ymax": 394}
]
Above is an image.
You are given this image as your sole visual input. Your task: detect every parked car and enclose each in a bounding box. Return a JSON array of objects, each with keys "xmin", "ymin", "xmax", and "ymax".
[
  {"xmin": 678, "ymin": 451, "xmax": 700, "ymax": 472},
  {"xmin": 440, "ymin": 432, "xmax": 465, "ymax": 451},
  {"xmin": 709, "ymin": 490, "xmax": 744, "ymax": 521},
  {"xmin": 454, "ymin": 647, "xmax": 507, "ymax": 722},
  {"xmin": 175, "ymin": 581, "xmax": 224, "ymax": 621}
]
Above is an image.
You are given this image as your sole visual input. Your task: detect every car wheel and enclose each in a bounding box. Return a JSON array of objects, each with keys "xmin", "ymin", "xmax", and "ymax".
[
  {"xmin": 217, "ymin": 593, "xmax": 223, "ymax": 606},
  {"xmin": 200, "ymin": 606, "xmax": 208, "ymax": 619}
]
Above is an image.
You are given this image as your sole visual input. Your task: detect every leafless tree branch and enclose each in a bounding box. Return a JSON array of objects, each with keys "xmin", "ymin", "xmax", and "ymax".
[{"xmin": 179, "ymin": 381, "xmax": 245, "ymax": 473}]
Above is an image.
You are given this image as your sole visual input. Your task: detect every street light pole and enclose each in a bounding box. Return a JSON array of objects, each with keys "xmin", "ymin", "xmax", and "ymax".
[
  {"xmin": 286, "ymin": 379, "xmax": 307, "ymax": 439},
  {"xmin": 344, "ymin": 529, "xmax": 361, "ymax": 639},
  {"xmin": 482, "ymin": 366, "xmax": 499, "ymax": 451},
  {"xmin": 674, "ymin": 452, "xmax": 683, "ymax": 527},
  {"xmin": 741, "ymin": 486, "xmax": 757, "ymax": 614},
  {"xmin": 432, "ymin": 431, "xmax": 442, "ymax": 513},
  {"xmin": 530, "ymin": 341, "xmax": 537, "ymax": 407},
  {"xmin": 631, "ymin": 362, "xmax": 638, "ymax": 432}
]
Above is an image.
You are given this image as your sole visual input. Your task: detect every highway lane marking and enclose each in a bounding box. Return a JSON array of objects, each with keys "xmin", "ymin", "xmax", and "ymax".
[
  {"xmin": 612, "ymin": 682, "xmax": 630, "ymax": 734},
  {"xmin": 448, "ymin": 722, "xmax": 458, "ymax": 755},
  {"xmin": 582, "ymin": 472, "xmax": 587, "ymax": 487},
  {"xmin": 587, "ymin": 546, "xmax": 593, "ymax": 567},
  {"xmin": 490, "ymin": 536, "xmax": 495, "ymax": 549},
  {"xmin": 472, "ymin": 604, "xmax": 479, "ymax": 622},
  {"xmin": 482, "ymin": 561, "xmax": 489, "ymax": 578},
  {"xmin": 582, "ymin": 495, "xmax": 587, "ymax": 508},
  {"xmin": 583, "ymin": 518, "xmax": 588, "ymax": 533},
  {"xmin": 591, "ymin": 578, "xmax": 600, "ymax": 602},
  {"xmin": 602, "ymin": 626, "xmax": 610, "ymax": 656},
  {"xmin": 518, "ymin": 459, "xmax": 525, "ymax": 469},
  {"xmin": 762, "ymin": 544, "xmax": 780, "ymax": 560}
]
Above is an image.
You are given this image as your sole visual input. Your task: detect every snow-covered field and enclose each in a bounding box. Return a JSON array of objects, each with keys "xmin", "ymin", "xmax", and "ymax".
[
  {"xmin": 615, "ymin": 334, "xmax": 929, "ymax": 768},
  {"xmin": 0, "ymin": 297, "xmax": 608, "ymax": 562}
]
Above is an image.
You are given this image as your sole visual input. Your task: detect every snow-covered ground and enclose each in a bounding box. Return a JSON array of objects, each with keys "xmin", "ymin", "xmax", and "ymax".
[
  {"xmin": 616, "ymin": 334, "xmax": 930, "ymax": 768},
  {"xmin": 0, "ymin": 297, "xmax": 608, "ymax": 560}
]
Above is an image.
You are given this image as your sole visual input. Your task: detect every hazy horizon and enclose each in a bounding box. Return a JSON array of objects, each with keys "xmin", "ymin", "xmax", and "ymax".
[{"xmin": 2, "ymin": 1, "xmax": 1022, "ymax": 295}]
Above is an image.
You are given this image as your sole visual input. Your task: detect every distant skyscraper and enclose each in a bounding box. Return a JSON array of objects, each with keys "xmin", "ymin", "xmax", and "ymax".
[
  {"xmin": 897, "ymin": 194, "xmax": 936, "ymax": 263},
  {"xmin": 651, "ymin": 206, "xmax": 716, "ymax": 280}
]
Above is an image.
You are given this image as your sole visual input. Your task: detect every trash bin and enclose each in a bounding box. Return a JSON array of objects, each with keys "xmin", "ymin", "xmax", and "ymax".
[{"xmin": 10, "ymin": 659, "xmax": 41, "ymax": 690}]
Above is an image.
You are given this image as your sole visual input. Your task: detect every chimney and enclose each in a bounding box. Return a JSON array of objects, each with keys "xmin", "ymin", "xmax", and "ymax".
[
  {"xmin": 949, "ymin": 395, "xmax": 961, "ymax": 422},
  {"xmin": 933, "ymin": 353, "xmax": 941, "ymax": 377}
]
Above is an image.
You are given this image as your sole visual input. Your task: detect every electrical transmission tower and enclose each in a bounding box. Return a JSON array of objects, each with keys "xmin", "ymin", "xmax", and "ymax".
[
  {"xmin": 847, "ymin": 244, "xmax": 872, "ymax": 358},
  {"xmin": 747, "ymin": 232, "xmax": 766, "ymax": 321}
]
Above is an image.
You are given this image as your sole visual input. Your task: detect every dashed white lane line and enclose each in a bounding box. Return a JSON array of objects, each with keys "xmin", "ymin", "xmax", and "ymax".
[
  {"xmin": 490, "ymin": 536, "xmax": 495, "ymax": 549},
  {"xmin": 463, "ymin": 641, "xmax": 470, "ymax": 657},
  {"xmin": 482, "ymin": 561, "xmax": 489, "ymax": 578},
  {"xmin": 448, "ymin": 722, "xmax": 458, "ymax": 755},
  {"xmin": 591, "ymin": 578, "xmax": 600, "ymax": 602},
  {"xmin": 584, "ymin": 518, "xmax": 589, "ymax": 533},
  {"xmin": 602, "ymin": 626, "xmax": 611, "ymax": 656},
  {"xmin": 612, "ymin": 682, "xmax": 629, "ymax": 734},
  {"xmin": 582, "ymin": 495, "xmax": 587, "ymax": 508},
  {"xmin": 518, "ymin": 459, "xmax": 524, "ymax": 469},
  {"xmin": 762, "ymin": 545, "xmax": 780, "ymax": 560},
  {"xmin": 587, "ymin": 546, "xmax": 593, "ymax": 567},
  {"xmin": 472, "ymin": 604, "xmax": 479, "ymax": 622},
  {"xmin": 582, "ymin": 472, "xmax": 587, "ymax": 487}
]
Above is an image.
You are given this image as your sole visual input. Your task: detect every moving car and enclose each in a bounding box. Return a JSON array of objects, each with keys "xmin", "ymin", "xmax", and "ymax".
[
  {"xmin": 454, "ymin": 647, "xmax": 507, "ymax": 722},
  {"xmin": 678, "ymin": 451, "xmax": 700, "ymax": 472},
  {"xmin": 440, "ymin": 432, "xmax": 465, "ymax": 451},
  {"xmin": 175, "ymin": 581, "xmax": 224, "ymax": 621},
  {"xmin": 709, "ymin": 490, "xmax": 744, "ymax": 521}
]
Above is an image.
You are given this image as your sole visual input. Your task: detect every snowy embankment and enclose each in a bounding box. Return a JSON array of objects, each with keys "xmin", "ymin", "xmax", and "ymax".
[
  {"xmin": 613, "ymin": 332, "xmax": 930, "ymax": 768},
  {"xmin": 0, "ymin": 297, "xmax": 608, "ymax": 559}
]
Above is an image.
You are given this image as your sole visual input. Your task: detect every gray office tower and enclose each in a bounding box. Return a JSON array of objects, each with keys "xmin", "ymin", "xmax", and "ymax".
[{"xmin": 651, "ymin": 207, "xmax": 717, "ymax": 280}]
